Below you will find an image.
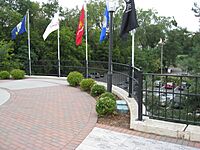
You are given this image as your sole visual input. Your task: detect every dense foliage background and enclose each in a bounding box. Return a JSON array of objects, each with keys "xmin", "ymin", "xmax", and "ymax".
[{"xmin": 0, "ymin": 0, "xmax": 199, "ymax": 74}]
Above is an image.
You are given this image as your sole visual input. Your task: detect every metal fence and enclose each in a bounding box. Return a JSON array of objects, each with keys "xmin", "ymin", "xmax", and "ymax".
[
  {"xmin": 142, "ymin": 73, "xmax": 200, "ymax": 125},
  {"xmin": 25, "ymin": 60, "xmax": 142, "ymax": 103}
]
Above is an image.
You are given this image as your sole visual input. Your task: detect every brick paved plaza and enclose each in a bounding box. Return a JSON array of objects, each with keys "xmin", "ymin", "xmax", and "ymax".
[{"xmin": 0, "ymin": 78, "xmax": 199, "ymax": 150}]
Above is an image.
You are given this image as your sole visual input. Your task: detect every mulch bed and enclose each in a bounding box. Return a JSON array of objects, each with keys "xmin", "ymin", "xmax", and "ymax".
[
  {"xmin": 94, "ymin": 91, "xmax": 130, "ymax": 129},
  {"xmin": 97, "ymin": 112, "xmax": 130, "ymax": 129},
  {"xmin": 78, "ymin": 86, "xmax": 131, "ymax": 129}
]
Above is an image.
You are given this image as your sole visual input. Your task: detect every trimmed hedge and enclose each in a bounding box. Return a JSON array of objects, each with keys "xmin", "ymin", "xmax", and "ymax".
[
  {"xmin": 10, "ymin": 69, "xmax": 25, "ymax": 79},
  {"xmin": 96, "ymin": 97, "xmax": 116, "ymax": 117},
  {"xmin": 0, "ymin": 71, "xmax": 10, "ymax": 79},
  {"xmin": 91, "ymin": 84, "xmax": 106, "ymax": 97},
  {"xmin": 80, "ymin": 78, "xmax": 96, "ymax": 91},
  {"xmin": 99, "ymin": 92, "xmax": 116, "ymax": 101},
  {"xmin": 67, "ymin": 71, "xmax": 83, "ymax": 86}
]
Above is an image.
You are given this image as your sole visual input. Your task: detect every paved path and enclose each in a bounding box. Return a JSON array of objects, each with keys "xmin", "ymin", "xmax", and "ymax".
[
  {"xmin": 77, "ymin": 127, "xmax": 199, "ymax": 150},
  {"xmin": 0, "ymin": 78, "xmax": 200, "ymax": 150},
  {"xmin": 0, "ymin": 79, "xmax": 97, "ymax": 150}
]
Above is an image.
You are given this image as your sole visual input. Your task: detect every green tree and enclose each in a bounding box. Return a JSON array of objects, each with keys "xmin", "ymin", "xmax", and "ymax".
[
  {"xmin": 0, "ymin": 0, "xmax": 198, "ymax": 75},
  {"xmin": 164, "ymin": 28, "xmax": 192, "ymax": 67},
  {"xmin": 0, "ymin": 40, "xmax": 21, "ymax": 70}
]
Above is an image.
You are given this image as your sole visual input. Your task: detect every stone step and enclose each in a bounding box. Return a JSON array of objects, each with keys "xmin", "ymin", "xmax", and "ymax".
[
  {"xmin": 116, "ymin": 100, "xmax": 127, "ymax": 105},
  {"xmin": 116, "ymin": 100, "xmax": 129, "ymax": 113},
  {"xmin": 116, "ymin": 105, "xmax": 129, "ymax": 113}
]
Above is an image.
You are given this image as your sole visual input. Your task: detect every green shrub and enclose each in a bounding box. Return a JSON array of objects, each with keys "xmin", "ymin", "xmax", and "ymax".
[
  {"xmin": 80, "ymin": 78, "xmax": 96, "ymax": 91},
  {"xmin": 0, "ymin": 71, "xmax": 10, "ymax": 79},
  {"xmin": 99, "ymin": 92, "xmax": 116, "ymax": 101},
  {"xmin": 10, "ymin": 69, "xmax": 25, "ymax": 79},
  {"xmin": 67, "ymin": 71, "xmax": 84, "ymax": 86},
  {"xmin": 91, "ymin": 84, "xmax": 106, "ymax": 97},
  {"xmin": 96, "ymin": 97, "xmax": 116, "ymax": 116}
]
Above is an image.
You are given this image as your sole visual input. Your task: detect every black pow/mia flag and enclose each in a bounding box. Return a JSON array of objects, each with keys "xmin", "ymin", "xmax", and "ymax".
[{"xmin": 120, "ymin": 0, "xmax": 139, "ymax": 38}]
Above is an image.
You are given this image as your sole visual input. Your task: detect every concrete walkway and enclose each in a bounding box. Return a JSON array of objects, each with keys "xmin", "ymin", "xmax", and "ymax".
[
  {"xmin": 0, "ymin": 77, "xmax": 199, "ymax": 150},
  {"xmin": 77, "ymin": 127, "xmax": 199, "ymax": 150}
]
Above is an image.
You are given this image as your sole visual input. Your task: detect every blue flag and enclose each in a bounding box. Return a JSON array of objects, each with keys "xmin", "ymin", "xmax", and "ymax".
[
  {"xmin": 100, "ymin": 6, "xmax": 109, "ymax": 42},
  {"xmin": 11, "ymin": 15, "xmax": 26, "ymax": 40}
]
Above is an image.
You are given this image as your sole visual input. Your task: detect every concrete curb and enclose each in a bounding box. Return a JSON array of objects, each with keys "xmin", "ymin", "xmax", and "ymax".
[
  {"xmin": 25, "ymin": 75, "xmax": 66, "ymax": 80},
  {"xmin": 185, "ymin": 125, "xmax": 200, "ymax": 141},
  {"xmin": 0, "ymin": 88, "xmax": 10, "ymax": 105}
]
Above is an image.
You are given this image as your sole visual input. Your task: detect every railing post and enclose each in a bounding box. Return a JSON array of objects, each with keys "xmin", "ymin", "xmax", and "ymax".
[
  {"xmin": 128, "ymin": 62, "xmax": 133, "ymax": 97},
  {"xmin": 137, "ymin": 70, "xmax": 143, "ymax": 121}
]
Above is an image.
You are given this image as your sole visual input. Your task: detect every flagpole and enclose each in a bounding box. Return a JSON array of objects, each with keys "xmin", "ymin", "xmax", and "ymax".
[
  {"xmin": 27, "ymin": 9, "xmax": 31, "ymax": 76},
  {"xmin": 58, "ymin": 11, "xmax": 61, "ymax": 77},
  {"xmin": 85, "ymin": 1, "xmax": 88, "ymax": 78},
  {"xmin": 161, "ymin": 40, "xmax": 164, "ymax": 74},
  {"xmin": 132, "ymin": 30, "xmax": 135, "ymax": 70}
]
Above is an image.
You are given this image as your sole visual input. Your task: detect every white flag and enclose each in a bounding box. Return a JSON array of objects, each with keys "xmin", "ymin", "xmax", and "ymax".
[{"xmin": 43, "ymin": 13, "xmax": 59, "ymax": 40}]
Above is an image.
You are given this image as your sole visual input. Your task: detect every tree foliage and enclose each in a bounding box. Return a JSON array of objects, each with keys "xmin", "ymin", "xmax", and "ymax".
[{"xmin": 0, "ymin": 0, "xmax": 199, "ymax": 74}]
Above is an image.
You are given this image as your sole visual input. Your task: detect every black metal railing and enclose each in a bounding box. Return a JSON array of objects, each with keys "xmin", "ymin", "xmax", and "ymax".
[
  {"xmin": 25, "ymin": 60, "xmax": 135, "ymax": 95},
  {"xmin": 142, "ymin": 73, "xmax": 200, "ymax": 125},
  {"xmin": 87, "ymin": 61, "xmax": 131, "ymax": 89}
]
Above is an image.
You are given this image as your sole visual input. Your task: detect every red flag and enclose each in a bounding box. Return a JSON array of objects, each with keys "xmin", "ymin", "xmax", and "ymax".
[{"xmin": 76, "ymin": 6, "xmax": 85, "ymax": 46}]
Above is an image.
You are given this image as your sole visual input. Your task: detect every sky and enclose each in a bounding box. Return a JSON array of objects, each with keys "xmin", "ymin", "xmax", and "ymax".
[{"xmin": 32, "ymin": 0, "xmax": 199, "ymax": 32}]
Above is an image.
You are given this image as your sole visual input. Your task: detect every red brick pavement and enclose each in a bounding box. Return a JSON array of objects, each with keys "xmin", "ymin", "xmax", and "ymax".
[{"xmin": 0, "ymin": 85, "xmax": 97, "ymax": 150}]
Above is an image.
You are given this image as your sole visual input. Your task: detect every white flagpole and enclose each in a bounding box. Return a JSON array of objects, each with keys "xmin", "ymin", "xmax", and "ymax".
[
  {"xmin": 132, "ymin": 30, "xmax": 135, "ymax": 69},
  {"xmin": 58, "ymin": 11, "xmax": 61, "ymax": 77},
  {"xmin": 161, "ymin": 41, "xmax": 163, "ymax": 74},
  {"xmin": 27, "ymin": 9, "xmax": 31, "ymax": 76},
  {"xmin": 85, "ymin": 0, "xmax": 88, "ymax": 78},
  {"xmin": 130, "ymin": 30, "xmax": 135, "ymax": 97}
]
